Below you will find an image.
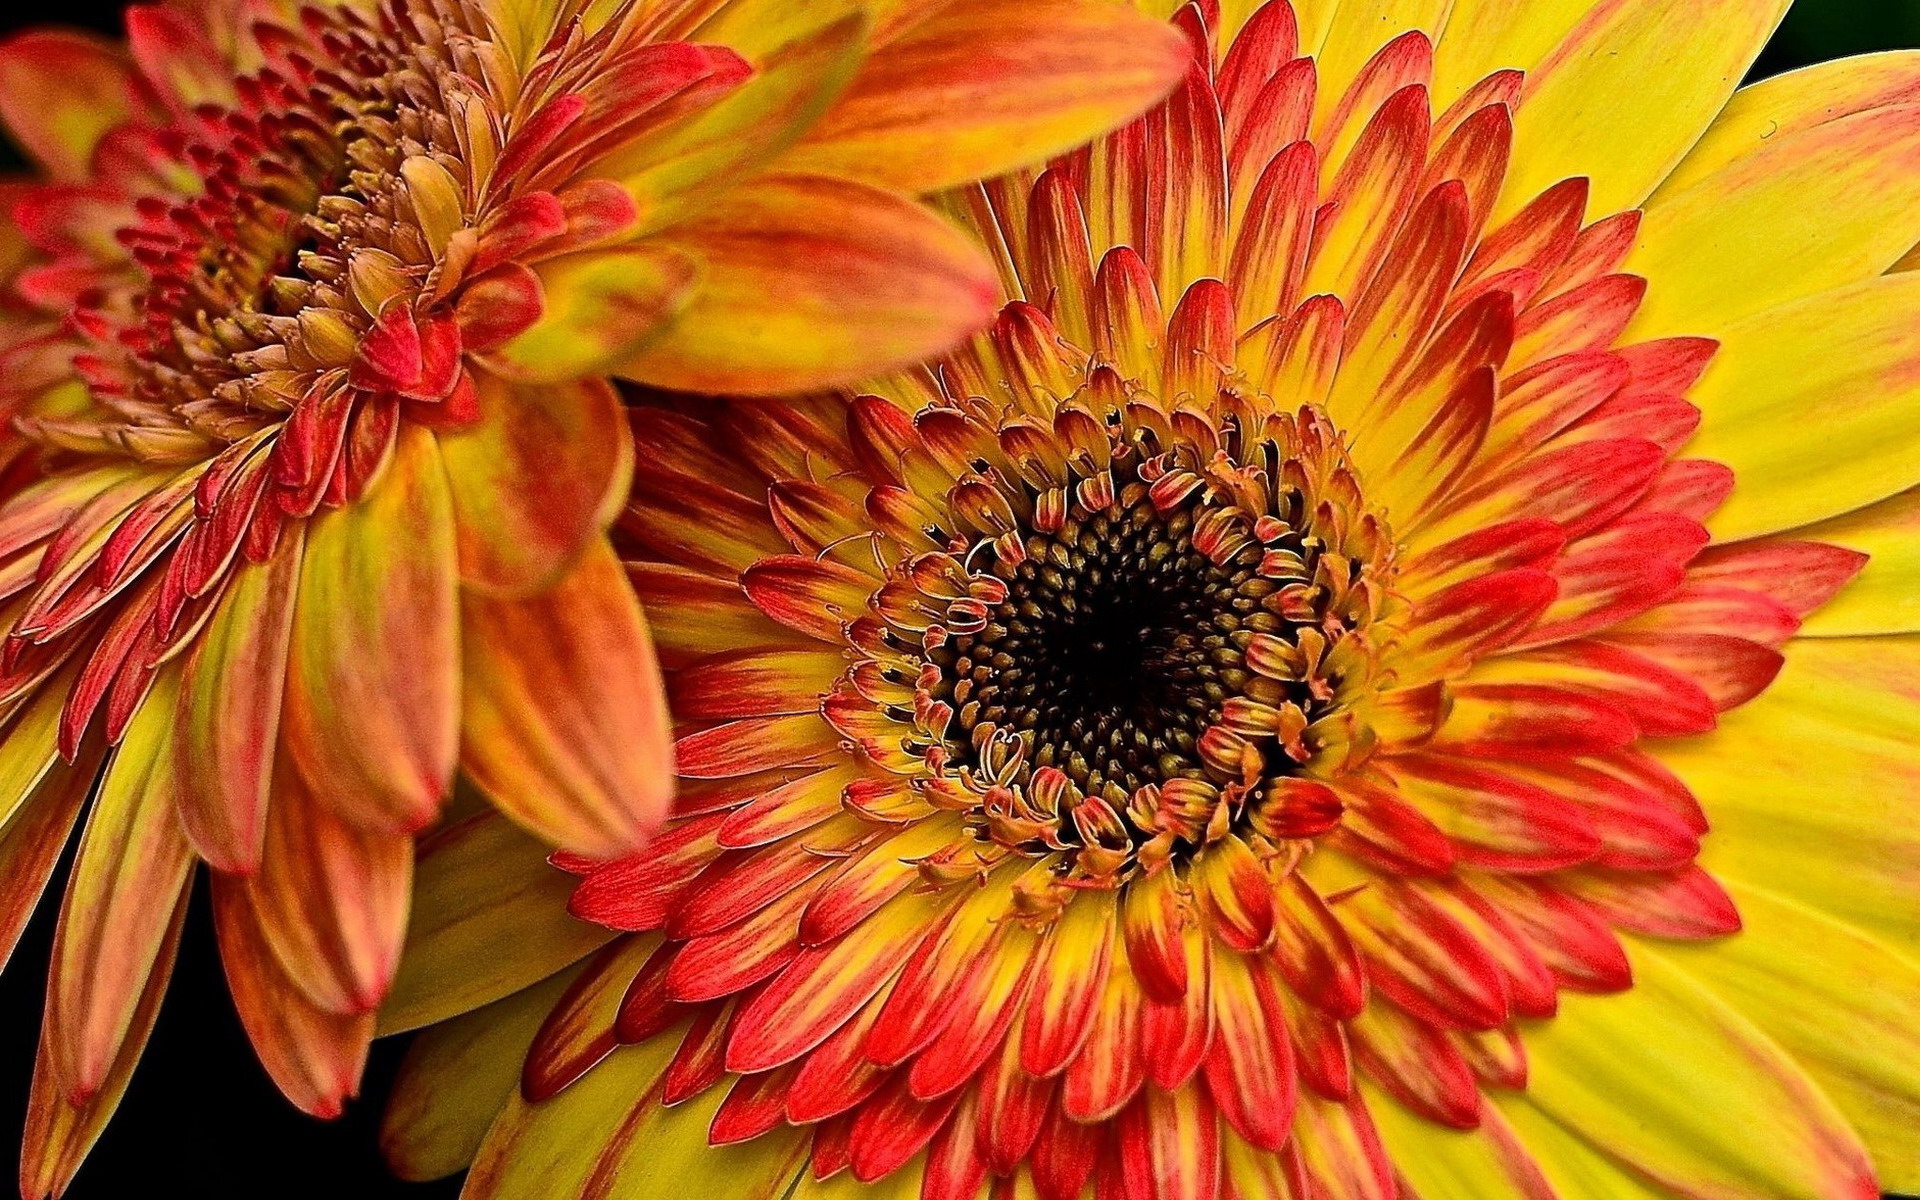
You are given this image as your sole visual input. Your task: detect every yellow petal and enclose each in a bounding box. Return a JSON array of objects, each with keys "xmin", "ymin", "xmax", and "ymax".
[
  {"xmin": 1658, "ymin": 881, "xmax": 1920, "ymax": 1191},
  {"xmin": 499, "ymin": 245, "xmax": 700, "ymax": 383},
  {"xmin": 1686, "ymin": 274, "xmax": 1920, "ymax": 540},
  {"xmin": 462, "ymin": 1036, "xmax": 681, "ymax": 1200},
  {"xmin": 785, "ymin": 0, "xmax": 1187, "ymax": 193},
  {"xmin": 1629, "ymin": 103, "xmax": 1920, "ymax": 341},
  {"xmin": 1490, "ymin": 1093, "xmax": 1681, "ymax": 1200},
  {"xmin": 378, "ymin": 808, "xmax": 613, "ymax": 1035},
  {"xmin": 619, "ymin": 173, "xmax": 998, "ymax": 394},
  {"xmin": 282, "ymin": 424, "xmax": 459, "ymax": 834},
  {"xmin": 1661, "ymin": 50, "xmax": 1920, "ymax": 193},
  {"xmin": 1366, "ymin": 1084, "xmax": 1557, "ymax": 1200},
  {"xmin": 46, "ymin": 673, "xmax": 194, "ymax": 1100},
  {"xmin": 1493, "ymin": 0, "xmax": 1790, "ymax": 222},
  {"xmin": 1521, "ymin": 949, "xmax": 1875, "ymax": 1200},
  {"xmin": 1662, "ymin": 636, "xmax": 1920, "ymax": 960},
  {"xmin": 381, "ymin": 969, "xmax": 579, "ymax": 1183}
]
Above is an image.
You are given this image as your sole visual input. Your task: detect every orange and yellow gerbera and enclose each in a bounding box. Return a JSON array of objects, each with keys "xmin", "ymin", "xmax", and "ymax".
[
  {"xmin": 0, "ymin": 0, "xmax": 1185, "ymax": 1190},
  {"xmin": 381, "ymin": 3, "xmax": 1920, "ymax": 1199}
]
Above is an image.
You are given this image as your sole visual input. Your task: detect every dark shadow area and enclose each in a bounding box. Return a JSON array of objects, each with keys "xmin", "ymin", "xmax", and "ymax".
[{"xmin": 0, "ymin": 0, "xmax": 1916, "ymax": 1197}]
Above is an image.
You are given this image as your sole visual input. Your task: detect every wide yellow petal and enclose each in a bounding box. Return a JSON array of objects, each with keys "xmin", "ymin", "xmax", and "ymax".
[
  {"xmin": 1662, "ymin": 636, "xmax": 1920, "ymax": 952},
  {"xmin": 1685, "ymin": 273, "xmax": 1920, "ymax": 541},
  {"xmin": 1656, "ymin": 882, "xmax": 1920, "ymax": 1191},
  {"xmin": 785, "ymin": 0, "xmax": 1186, "ymax": 193},
  {"xmin": 462, "ymin": 1036, "xmax": 680, "ymax": 1200},
  {"xmin": 1521, "ymin": 950, "xmax": 1875, "ymax": 1200},
  {"xmin": 1367, "ymin": 1084, "xmax": 1557, "ymax": 1200},
  {"xmin": 618, "ymin": 173, "xmax": 998, "ymax": 395},
  {"xmin": 1660, "ymin": 50, "xmax": 1920, "ymax": 193},
  {"xmin": 381, "ymin": 970, "xmax": 578, "ymax": 1182},
  {"xmin": 1493, "ymin": 0, "xmax": 1790, "ymax": 221},
  {"xmin": 1490, "ymin": 1094, "xmax": 1678, "ymax": 1200},
  {"xmin": 497, "ymin": 245, "xmax": 700, "ymax": 383},
  {"xmin": 378, "ymin": 808, "xmax": 612, "ymax": 1035},
  {"xmin": 1629, "ymin": 103, "xmax": 1920, "ymax": 341}
]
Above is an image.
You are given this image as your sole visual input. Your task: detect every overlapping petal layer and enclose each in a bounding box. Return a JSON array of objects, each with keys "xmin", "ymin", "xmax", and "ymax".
[{"xmin": 0, "ymin": 0, "xmax": 1186, "ymax": 1190}]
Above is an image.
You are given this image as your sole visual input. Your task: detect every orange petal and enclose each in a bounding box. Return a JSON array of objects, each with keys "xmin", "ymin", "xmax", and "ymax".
[
  {"xmin": 46, "ymin": 674, "xmax": 195, "ymax": 1102},
  {"xmin": 788, "ymin": 0, "xmax": 1186, "ymax": 192},
  {"xmin": 618, "ymin": 173, "xmax": 998, "ymax": 394},
  {"xmin": 459, "ymin": 538, "xmax": 672, "ymax": 859},
  {"xmin": 283, "ymin": 425, "xmax": 458, "ymax": 834},
  {"xmin": 21, "ymin": 882, "xmax": 186, "ymax": 1200},
  {"xmin": 440, "ymin": 377, "xmax": 633, "ymax": 596},
  {"xmin": 174, "ymin": 526, "xmax": 306, "ymax": 873},
  {"xmin": 243, "ymin": 759, "xmax": 414, "ymax": 1015},
  {"xmin": 209, "ymin": 875, "xmax": 373, "ymax": 1119}
]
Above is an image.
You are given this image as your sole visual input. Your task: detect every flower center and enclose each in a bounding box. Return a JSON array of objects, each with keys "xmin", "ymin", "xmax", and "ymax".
[
  {"xmin": 844, "ymin": 396, "xmax": 1403, "ymax": 900},
  {"xmin": 930, "ymin": 494, "xmax": 1307, "ymax": 801}
]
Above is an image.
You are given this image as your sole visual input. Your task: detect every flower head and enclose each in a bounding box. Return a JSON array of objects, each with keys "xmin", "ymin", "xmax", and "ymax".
[
  {"xmin": 0, "ymin": 0, "xmax": 1186, "ymax": 1189},
  {"xmin": 387, "ymin": 1, "xmax": 1920, "ymax": 1198}
]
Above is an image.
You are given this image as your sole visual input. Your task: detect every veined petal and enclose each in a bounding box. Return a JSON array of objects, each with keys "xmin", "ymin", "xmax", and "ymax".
[
  {"xmin": 1686, "ymin": 274, "xmax": 1920, "ymax": 540},
  {"xmin": 174, "ymin": 526, "xmax": 305, "ymax": 873},
  {"xmin": 616, "ymin": 174, "xmax": 999, "ymax": 394},
  {"xmin": 380, "ymin": 810, "xmax": 613, "ymax": 1035},
  {"xmin": 381, "ymin": 970, "xmax": 579, "ymax": 1182},
  {"xmin": 282, "ymin": 424, "xmax": 459, "ymax": 835},
  {"xmin": 1522, "ymin": 948, "xmax": 1876, "ymax": 1200},
  {"xmin": 460, "ymin": 539, "xmax": 672, "ymax": 859},
  {"xmin": 45, "ymin": 673, "xmax": 194, "ymax": 1101},
  {"xmin": 787, "ymin": 0, "xmax": 1186, "ymax": 192},
  {"xmin": 439, "ymin": 377, "xmax": 634, "ymax": 596},
  {"xmin": 1493, "ymin": 0, "xmax": 1790, "ymax": 220},
  {"xmin": 496, "ymin": 244, "xmax": 699, "ymax": 383},
  {"xmin": 1629, "ymin": 102, "xmax": 1920, "ymax": 340}
]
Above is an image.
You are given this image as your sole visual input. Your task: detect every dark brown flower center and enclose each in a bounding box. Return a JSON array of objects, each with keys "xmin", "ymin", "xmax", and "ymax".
[{"xmin": 927, "ymin": 496, "xmax": 1316, "ymax": 804}]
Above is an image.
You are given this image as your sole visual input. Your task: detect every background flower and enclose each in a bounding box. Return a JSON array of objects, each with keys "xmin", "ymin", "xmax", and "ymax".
[
  {"xmin": 383, "ymin": 2, "xmax": 1920, "ymax": 1200},
  {"xmin": 0, "ymin": 0, "xmax": 1185, "ymax": 1192}
]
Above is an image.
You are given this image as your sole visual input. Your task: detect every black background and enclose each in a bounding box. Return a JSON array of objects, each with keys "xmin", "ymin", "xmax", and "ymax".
[{"xmin": 0, "ymin": 1, "xmax": 1917, "ymax": 1197}]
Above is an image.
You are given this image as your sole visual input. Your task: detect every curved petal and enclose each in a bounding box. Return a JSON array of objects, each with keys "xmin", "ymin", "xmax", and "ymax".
[
  {"xmin": 1660, "ymin": 881, "xmax": 1920, "ymax": 1191},
  {"xmin": 378, "ymin": 809, "xmax": 614, "ymax": 1035},
  {"xmin": 46, "ymin": 673, "xmax": 194, "ymax": 1101},
  {"xmin": 1785, "ymin": 488, "xmax": 1920, "ymax": 637},
  {"xmin": 496, "ymin": 245, "xmax": 699, "ymax": 383},
  {"xmin": 617, "ymin": 173, "xmax": 999, "ymax": 394},
  {"xmin": 1686, "ymin": 274, "xmax": 1920, "ymax": 540},
  {"xmin": 174, "ymin": 525, "xmax": 305, "ymax": 873},
  {"xmin": 1667, "ymin": 636, "xmax": 1920, "ymax": 962},
  {"xmin": 459, "ymin": 539, "xmax": 672, "ymax": 859},
  {"xmin": 1629, "ymin": 102, "xmax": 1920, "ymax": 340},
  {"xmin": 380, "ymin": 969, "xmax": 579, "ymax": 1183},
  {"xmin": 1484, "ymin": 0, "xmax": 1790, "ymax": 221},
  {"xmin": 282, "ymin": 424, "xmax": 459, "ymax": 834},
  {"xmin": 439, "ymin": 377, "xmax": 633, "ymax": 597},
  {"xmin": 786, "ymin": 0, "xmax": 1187, "ymax": 192},
  {"xmin": 1522, "ymin": 949, "xmax": 1876, "ymax": 1200}
]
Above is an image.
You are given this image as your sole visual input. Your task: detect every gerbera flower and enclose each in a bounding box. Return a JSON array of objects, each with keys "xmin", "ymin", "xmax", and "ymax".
[
  {"xmin": 382, "ymin": 1, "xmax": 1920, "ymax": 1198},
  {"xmin": 0, "ymin": 0, "xmax": 1184, "ymax": 1190}
]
